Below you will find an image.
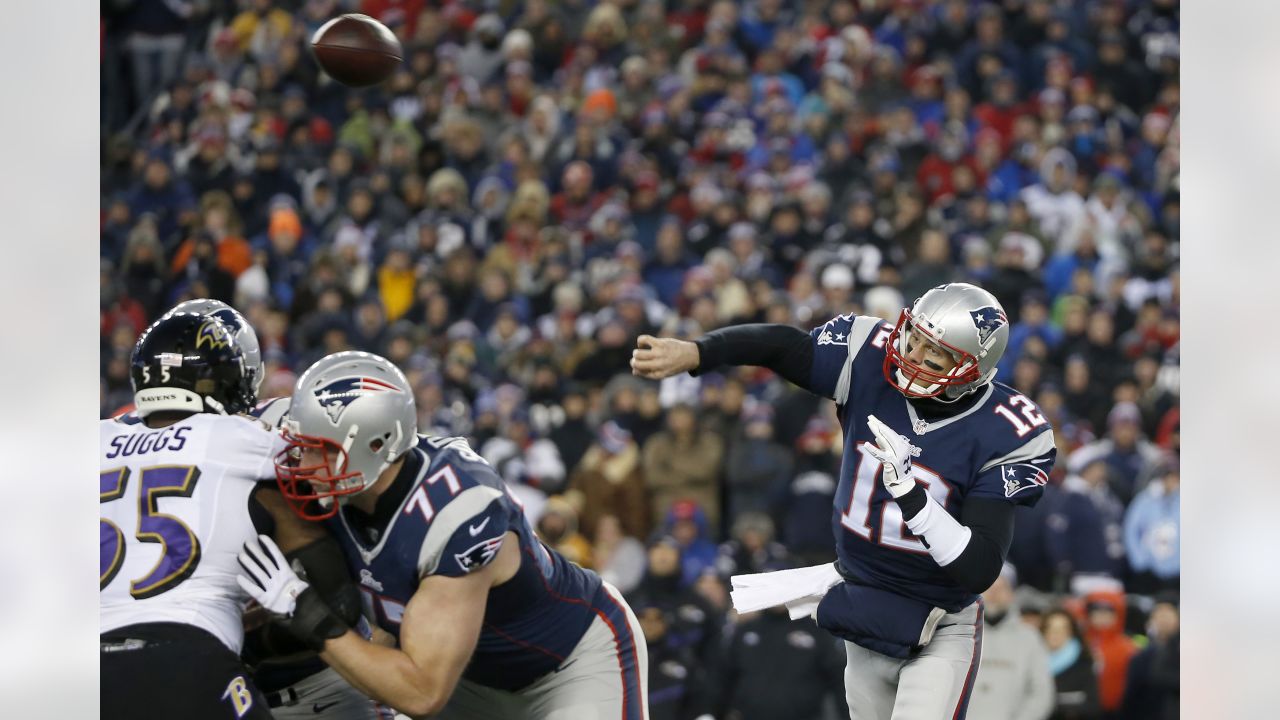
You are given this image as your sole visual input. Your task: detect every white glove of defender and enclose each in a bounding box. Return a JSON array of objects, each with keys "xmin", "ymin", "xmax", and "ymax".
[
  {"xmin": 237, "ymin": 534, "xmax": 309, "ymax": 617},
  {"xmin": 865, "ymin": 415, "xmax": 920, "ymax": 498}
]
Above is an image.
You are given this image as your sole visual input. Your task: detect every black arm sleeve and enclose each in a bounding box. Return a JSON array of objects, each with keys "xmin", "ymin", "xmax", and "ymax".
[
  {"xmin": 693, "ymin": 323, "xmax": 814, "ymax": 388},
  {"xmin": 247, "ymin": 484, "xmax": 276, "ymax": 536},
  {"xmin": 896, "ymin": 486, "xmax": 1015, "ymax": 595},
  {"xmin": 289, "ymin": 537, "xmax": 363, "ymax": 626},
  {"xmin": 947, "ymin": 497, "xmax": 1015, "ymax": 594}
]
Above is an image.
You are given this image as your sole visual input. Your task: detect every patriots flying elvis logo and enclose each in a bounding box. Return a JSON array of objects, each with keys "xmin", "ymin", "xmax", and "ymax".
[
  {"xmin": 314, "ymin": 376, "xmax": 401, "ymax": 424},
  {"xmin": 969, "ymin": 306, "xmax": 1008, "ymax": 345},
  {"xmin": 1002, "ymin": 463, "xmax": 1049, "ymax": 498}
]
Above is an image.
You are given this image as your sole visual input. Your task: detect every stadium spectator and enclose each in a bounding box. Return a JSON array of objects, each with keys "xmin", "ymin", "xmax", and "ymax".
[
  {"xmin": 714, "ymin": 512, "xmax": 789, "ymax": 579},
  {"xmin": 1121, "ymin": 594, "xmax": 1180, "ymax": 720},
  {"xmin": 1050, "ymin": 457, "xmax": 1128, "ymax": 593},
  {"xmin": 1082, "ymin": 590, "xmax": 1138, "ymax": 719},
  {"xmin": 592, "ymin": 514, "xmax": 647, "ymax": 595},
  {"xmin": 1068, "ymin": 401, "xmax": 1165, "ymax": 505},
  {"xmin": 642, "ymin": 403, "xmax": 725, "ymax": 529},
  {"xmin": 723, "ymin": 403, "xmax": 793, "ymax": 520},
  {"xmin": 635, "ymin": 596, "xmax": 716, "ymax": 720},
  {"xmin": 969, "ymin": 564, "xmax": 1055, "ymax": 720},
  {"xmin": 1123, "ymin": 464, "xmax": 1180, "ymax": 596},
  {"xmin": 716, "ymin": 601, "xmax": 848, "ymax": 720},
  {"xmin": 660, "ymin": 500, "xmax": 720, "ymax": 588},
  {"xmin": 566, "ymin": 420, "xmax": 650, "ymax": 541},
  {"xmin": 534, "ymin": 495, "xmax": 594, "ymax": 568},
  {"xmin": 1042, "ymin": 608, "xmax": 1103, "ymax": 720}
]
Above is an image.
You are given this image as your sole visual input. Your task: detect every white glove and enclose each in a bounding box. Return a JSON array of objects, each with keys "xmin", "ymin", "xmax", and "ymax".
[
  {"xmin": 865, "ymin": 415, "xmax": 920, "ymax": 499},
  {"xmin": 237, "ymin": 535, "xmax": 309, "ymax": 617}
]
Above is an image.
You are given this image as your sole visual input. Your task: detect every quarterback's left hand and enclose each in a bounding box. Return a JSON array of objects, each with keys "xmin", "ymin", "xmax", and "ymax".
[
  {"xmin": 237, "ymin": 535, "xmax": 309, "ymax": 617},
  {"xmin": 866, "ymin": 415, "xmax": 920, "ymax": 499}
]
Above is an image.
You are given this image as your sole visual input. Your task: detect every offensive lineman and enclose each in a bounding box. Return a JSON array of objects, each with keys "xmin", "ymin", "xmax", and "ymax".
[
  {"xmin": 236, "ymin": 351, "xmax": 649, "ymax": 719},
  {"xmin": 631, "ymin": 283, "xmax": 1056, "ymax": 720}
]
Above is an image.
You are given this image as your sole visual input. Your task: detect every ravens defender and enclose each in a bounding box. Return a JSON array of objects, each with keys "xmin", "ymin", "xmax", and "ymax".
[
  {"xmin": 101, "ymin": 312, "xmax": 281, "ymax": 719},
  {"xmin": 631, "ymin": 283, "xmax": 1055, "ymax": 720},
  {"xmin": 110, "ymin": 299, "xmax": 385, "ymax": 720},
  {"xmin": 237, "ymin": 351, "xmax": 649, "ymax": 719}
]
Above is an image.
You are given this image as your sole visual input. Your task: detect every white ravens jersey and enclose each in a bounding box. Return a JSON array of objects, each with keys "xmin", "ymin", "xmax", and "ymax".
[{"xmin": 100, "ymin": 413, "xmax": 286, "ymax": 653}]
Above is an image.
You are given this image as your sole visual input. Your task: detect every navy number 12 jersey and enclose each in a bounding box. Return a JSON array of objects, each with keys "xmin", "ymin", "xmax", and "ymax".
[{"xmin": 806, "ymin": 314, "xmax": 1056, "ymax": 612}]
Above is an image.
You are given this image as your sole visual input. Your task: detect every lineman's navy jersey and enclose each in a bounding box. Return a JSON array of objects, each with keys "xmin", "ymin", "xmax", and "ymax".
[
  {"xmin": 806, "ymin": 314, "xmax": 1056, "ymax": 613},
  {"xmin": 328, "ymin": 434, "xmax": 632, "ymax": 693}
]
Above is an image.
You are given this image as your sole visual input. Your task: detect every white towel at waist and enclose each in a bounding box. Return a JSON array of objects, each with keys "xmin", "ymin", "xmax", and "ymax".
[{"xmin": 730, "ymin": 563, "xmax": 843, "ymax": 621}]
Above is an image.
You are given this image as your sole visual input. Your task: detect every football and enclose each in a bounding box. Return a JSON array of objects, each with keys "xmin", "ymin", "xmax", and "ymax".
[{"xmin": 310, "ymin": 14, "xmax": 402, "ymax": 88}]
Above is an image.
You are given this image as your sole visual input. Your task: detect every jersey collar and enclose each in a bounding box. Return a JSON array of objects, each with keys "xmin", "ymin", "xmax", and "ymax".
[
  {"xmin": 339, "ymin": 446, "xmax": 428, "ymax": 562},
  {"xmin": 903, "ymin": 383, "xmax": 994, "ymax": 436}
]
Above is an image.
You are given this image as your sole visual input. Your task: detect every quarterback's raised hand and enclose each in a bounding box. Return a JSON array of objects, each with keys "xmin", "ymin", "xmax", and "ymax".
[
  {"xmin": 865, "ymin": 415, "xmax": 920, "ymax": 499},
  {"xmin": 238, "ymin": 535, "xmax": 348, "ymax": 651},
  {"xmin": 631, "ymin": 334, "xmax": 700, "ymax": 380}
]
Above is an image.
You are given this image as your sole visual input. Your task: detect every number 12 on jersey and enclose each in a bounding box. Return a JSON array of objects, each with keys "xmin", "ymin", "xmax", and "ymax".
[{"xmin": 839, "ymin": 442, "xmax": 951, "ymax": 554}]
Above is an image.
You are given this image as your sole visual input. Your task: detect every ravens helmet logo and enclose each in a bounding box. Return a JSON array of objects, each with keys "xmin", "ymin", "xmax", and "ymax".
[{"xmin": 195, "ymin": 319, "xmax": 232, "ymax": 350}]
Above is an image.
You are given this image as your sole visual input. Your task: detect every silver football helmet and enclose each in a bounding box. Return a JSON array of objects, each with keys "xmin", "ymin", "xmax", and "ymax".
[
  {"xmin": 165, "ymin": 299, "xmax": 264, "ymax": 401},
  {"xmin": 278, "ymin": 351, "xmax": 418, "ymax": 520},
  {"xmin": 882, "ymin": 283, "xmax": 1010, "ymax": 401}
]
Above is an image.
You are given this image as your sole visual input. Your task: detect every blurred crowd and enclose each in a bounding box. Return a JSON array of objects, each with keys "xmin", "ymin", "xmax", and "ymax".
[{"xmin": 101, "ymin": 0, "xmax": 1179, "ymax": 718}]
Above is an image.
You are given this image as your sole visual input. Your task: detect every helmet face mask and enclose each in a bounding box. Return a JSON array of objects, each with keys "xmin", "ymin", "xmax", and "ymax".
[
  {"xmin": 881, "ymin": 283, "xmax": 1010, "ymax": 402},
  {"xmin": 883, "ymin": 309, "xmax": 982, "ymax": 398},
  {"xmin": 276, "ymin": 351, "xmax": 418, "ymax": 521},
  {"xmin": 274, "ymin": 430, "xmax": 364, "ymax": 521}
]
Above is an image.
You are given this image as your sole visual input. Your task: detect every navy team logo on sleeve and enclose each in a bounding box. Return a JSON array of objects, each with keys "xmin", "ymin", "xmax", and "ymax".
[
  {"xmin": 1002, "ymin": 463, "xmax": 1049, "ymax": 498},
  {"xmin": 314, "ymin": 376, "xmax": 401, "ymax": 424},
  {"xmin": 455, "ymin": 535, "xmax": 504, "ymax": 573},
  {"xmin": 969, "ymin": 306, "xmax": 1009, "ymax": 345}
]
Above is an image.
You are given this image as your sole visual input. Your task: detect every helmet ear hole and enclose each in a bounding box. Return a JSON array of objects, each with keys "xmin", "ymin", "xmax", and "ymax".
[{"xmin": 369, "ymin": 431, "xmax": 393, "ymax": 454}]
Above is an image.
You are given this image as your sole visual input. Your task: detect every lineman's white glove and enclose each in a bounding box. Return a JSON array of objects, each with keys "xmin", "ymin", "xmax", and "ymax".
[
  {"xmin": 237, "ymin": 534, "xmax": 309, "ymax": 617},
  {"xmin": 865, "ymin": 415, "xmax": 920, "ymax": 499},
  {"xmin": 237, "ymin": 534, "xmax": 350, "ymax": 652}
]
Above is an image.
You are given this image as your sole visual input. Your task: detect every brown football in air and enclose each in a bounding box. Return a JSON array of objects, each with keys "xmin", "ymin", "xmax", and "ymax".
[{"xmin": 310, "ymin": 14, "xmax": 403, "ymax": 88}]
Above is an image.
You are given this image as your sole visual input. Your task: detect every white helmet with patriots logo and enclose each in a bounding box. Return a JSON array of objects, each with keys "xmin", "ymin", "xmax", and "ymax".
[
  {"xmin": 882, "ymin": 282, "xmax": 1010, "ymax": 401},
  {"xmin": 278, "ymin": 351, "xmax": 418, "ymax": 520}
]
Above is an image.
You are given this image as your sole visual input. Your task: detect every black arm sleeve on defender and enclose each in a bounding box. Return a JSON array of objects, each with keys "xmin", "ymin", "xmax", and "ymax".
[
  {"xmin": 693, "ymin": 323, "xmax": 814, "ymax": 388},
  {"xmin": 247, "ymin": 485, "xmax": 276, "ymax": 536},
  {"xmin": 288, "ymin": 537, "xmax": 362, "ymax": 626},
  {"xmin": 242, "ymin": 536, "xmax": 360, "ymax": 662},
  {"xmin": 897, "ymin": 487, "xmax": 1015, "ymax": 595}
]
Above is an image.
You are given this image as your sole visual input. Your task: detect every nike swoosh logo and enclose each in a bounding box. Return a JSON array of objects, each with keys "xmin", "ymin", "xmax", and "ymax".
[
  {"xmin": 469, "ymin": 517, "xmax": 491, "ymax": 536},
  {"xmin": 313, "ymin": 701, "xmax": 340, "ymax": 713}
]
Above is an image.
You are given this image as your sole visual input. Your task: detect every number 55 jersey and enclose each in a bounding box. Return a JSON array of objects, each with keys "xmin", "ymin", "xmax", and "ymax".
[
  {"xmin": 807, "ymin": 314, "xmax": 1058, "ymax": 613},
  {"xmin": 100, "ymin": 414, "xmax": 286, "ymax": 652}
]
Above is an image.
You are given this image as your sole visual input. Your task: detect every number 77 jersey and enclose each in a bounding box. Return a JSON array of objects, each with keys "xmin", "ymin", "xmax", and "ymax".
[{"xmin": 808, "ymin": 314, "xmax": 1057, "ymax": 613}]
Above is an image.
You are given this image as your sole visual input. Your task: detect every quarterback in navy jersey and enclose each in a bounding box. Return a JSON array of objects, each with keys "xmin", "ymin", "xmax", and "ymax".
[
  {"xmin": 236, "ymin": 351, "xmax": 648, "ymax": 719},
  {"xmin": 632, "ymin": 282, "xmax": 1055, "ymax": 720}
]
